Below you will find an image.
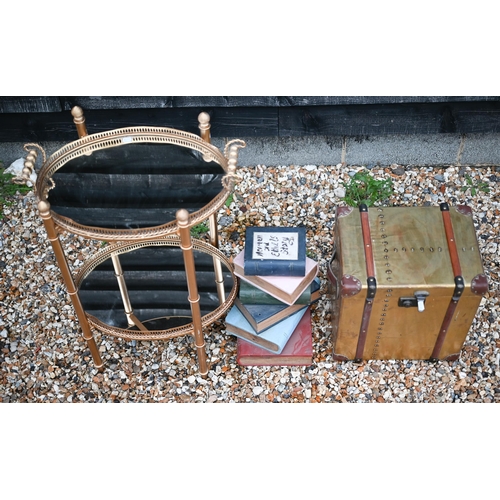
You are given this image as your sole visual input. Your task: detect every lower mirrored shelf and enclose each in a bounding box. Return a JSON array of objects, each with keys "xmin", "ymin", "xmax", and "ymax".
[{"xmin": 74, "ymin": 237, "xmax": 237, "ymax": 340}]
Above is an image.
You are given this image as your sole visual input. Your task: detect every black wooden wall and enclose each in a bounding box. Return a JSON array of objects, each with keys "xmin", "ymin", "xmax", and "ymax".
[{"xmin": 1, "ymin": 96, "xmax": 499, "ymax": 143}]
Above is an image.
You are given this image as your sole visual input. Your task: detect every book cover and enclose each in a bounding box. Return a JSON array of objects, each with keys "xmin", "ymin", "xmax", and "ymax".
[
  {"xmin": 225, "ymin": 305, "xmax": 308, "ymax": 354},
  {"xmin": 234, "ymin": 298, "xmax": 307, "ymax": 333},
  {"xmin": 238, "ymin": 277, "xmax": 321, "ymax": 306},
  {"xmin": 233, "ymin": 250, "xmax": 318, "ymax": 306},
  {"xmin": 237, "ymin": 307, "xmax": 313, "ymax": 366},
  {"xmin": 243, "ymin": 226, "xmax": 306, "ymax": 276}
]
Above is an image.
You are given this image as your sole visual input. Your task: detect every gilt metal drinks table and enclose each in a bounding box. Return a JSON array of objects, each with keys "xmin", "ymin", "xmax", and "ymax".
[{"xmin": 30, "ymin": 108, "xmax": 245, "ymax": 376}]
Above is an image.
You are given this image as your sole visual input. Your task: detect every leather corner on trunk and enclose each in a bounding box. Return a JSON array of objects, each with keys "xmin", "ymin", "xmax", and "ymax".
[
  {"xmin": 336, "ymin": 206, "xmax": 353, "ymax": 218},
  {"xmin": 332, "ymin": 352, "xmax": 350, "ymax": 361},
  {"xmin": 471, "ymin": 274, "xmax": 488, "ymax": 295},
  {"xmin": 341, "ymin": 274, "xmax": 362, "ymax": 297},
  {"xmin": 457, "ymin": 205, "xmax": 473, "ymax": 216}
]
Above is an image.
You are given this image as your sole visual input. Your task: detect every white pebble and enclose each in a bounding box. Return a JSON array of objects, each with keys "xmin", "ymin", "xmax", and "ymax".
[{"xmin": 334, "ymin": 187, "xmax": 346, "ymax": 197}]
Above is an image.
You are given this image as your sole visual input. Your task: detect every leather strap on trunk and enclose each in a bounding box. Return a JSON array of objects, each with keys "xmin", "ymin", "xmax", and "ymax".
[
  {"xmin": 355, "ymin": 204, "xmax": 377, "ymax": 362},
  {"xmin": 431, "ymin": 203, "xmax": 465, "ymax": 360}
]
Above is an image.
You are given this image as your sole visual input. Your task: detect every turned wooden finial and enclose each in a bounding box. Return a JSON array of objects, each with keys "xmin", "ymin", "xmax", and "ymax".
[
  {"xmin": 176, "ymin": 208, "xmax": 190, "ymax": 227},
  {"xmin": 71, "ymin": 106, "xmax": 88, "ymax": 138},
  {"xmin": 198, "ymin": 112, "xmax": 211, "ymax": 143},
  {"xmin": 71, "ymin": 106, "xmax": 84, "ymax": 122},
  {"xmin": 38, "ymin": 200, "xmax": 51, "ymax": 215}
]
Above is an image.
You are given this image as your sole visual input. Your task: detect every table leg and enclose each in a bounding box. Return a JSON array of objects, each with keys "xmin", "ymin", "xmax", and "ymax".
[
  {"xmin": 177, "ymin": 209, "xmax": 209, "ymax": 376},
  {"xmin": 38, "ymin": 201, "xmax": 103, "ymax": 370}
]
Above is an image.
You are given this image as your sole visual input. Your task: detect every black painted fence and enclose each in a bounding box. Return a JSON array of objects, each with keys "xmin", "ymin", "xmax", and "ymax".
[{"xmin": 1, "ymin": 96, "xmax": 499, "ymax": 143}]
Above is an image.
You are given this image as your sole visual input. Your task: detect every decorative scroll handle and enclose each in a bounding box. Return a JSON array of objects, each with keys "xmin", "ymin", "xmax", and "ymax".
[
  {"xmin": 222, "ymin": 140, "xmax": 246, "ymax": 189},
  {"xmin": 224, "ymin": 139, "xmax": 246, "ymax": 159},
  {"xmin": 24, "ymin": 143, "xmax": 47, "ymax": 163},
  {"xmin": 12, "ymin": 143, "xmax": 47, "ymax": 188}
]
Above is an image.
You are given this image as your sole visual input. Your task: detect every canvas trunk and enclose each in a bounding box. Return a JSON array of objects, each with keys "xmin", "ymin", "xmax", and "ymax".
[{"xmin": 328, "ymin": 203, "xmax": 488, "ymax": 361}]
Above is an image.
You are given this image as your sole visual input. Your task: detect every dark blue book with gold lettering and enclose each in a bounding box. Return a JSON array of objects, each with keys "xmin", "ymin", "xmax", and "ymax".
[{"xmin": 243, "ymin": 226, "xmax": 306, "ymax": 276}]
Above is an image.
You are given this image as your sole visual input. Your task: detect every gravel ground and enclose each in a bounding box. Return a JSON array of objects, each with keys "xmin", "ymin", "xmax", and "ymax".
[{"xmin": 1, "ymin": 163, "xmax": 499, "ymax": 403}]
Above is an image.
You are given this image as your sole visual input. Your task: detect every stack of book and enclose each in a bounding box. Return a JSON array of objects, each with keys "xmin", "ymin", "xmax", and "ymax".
[{"xmin": 225, "ymin": 227, "xmax": 319, "ymax": 366}]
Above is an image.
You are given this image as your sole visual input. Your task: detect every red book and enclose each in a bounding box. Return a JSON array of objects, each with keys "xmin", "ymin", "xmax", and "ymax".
[{"xmin": 236, "ymin": 307, "xmax": 313, "ymax": 366}]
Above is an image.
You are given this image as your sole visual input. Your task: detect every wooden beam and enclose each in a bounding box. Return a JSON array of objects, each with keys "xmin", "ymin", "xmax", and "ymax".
[
  {"xmin": 0, "ymin": 106, "xmax": 279, "ymax": 142},
  {"xmin": 1, "ymin": 98, "xmax": 499, "ymax": 142},
  {"xmin": 278, "ymin": 102, "xmax": 500, "ymax": 136},
  {"xmin": 60, "ymin": 96, "xmax": 282, "ymax": 110},
  {"xmin": 0, "ymin": 97, "xmax": 62, "ymax": 113}
]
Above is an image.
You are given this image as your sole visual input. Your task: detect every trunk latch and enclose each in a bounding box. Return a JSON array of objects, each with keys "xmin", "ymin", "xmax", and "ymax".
[{"xmin": 398, "ymin": 291, "xmax": 430, "ymax": 312}]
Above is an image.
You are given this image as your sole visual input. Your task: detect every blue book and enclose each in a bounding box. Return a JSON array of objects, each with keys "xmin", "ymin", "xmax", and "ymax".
[
  {"xmin": 243, "ymin": 226, "xmax": 307, "ymax": 276},
  {"xmin": 225, "ymin": 305, "xmax": 308, "ymax": 354}
]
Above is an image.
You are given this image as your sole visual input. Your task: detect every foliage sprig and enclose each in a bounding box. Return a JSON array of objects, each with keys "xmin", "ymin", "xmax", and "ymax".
[{"xmin": 342, "ymin": 169, "xmax": 393, "ymax": 207}]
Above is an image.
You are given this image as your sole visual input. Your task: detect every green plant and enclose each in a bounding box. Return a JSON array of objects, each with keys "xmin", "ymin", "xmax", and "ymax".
[
  {"xmin": 190, "ymin": 221, "xmax": 210, "ymax": 238},
  {"xmin": 0, "ymin": 166, "xmax": 32, "ymax": 219},
  {"xmin": 225, "ymin": 193, "xmax": 234, "ymax": 208},
  {"xmin": 461, "ymin": 173, "xmax": 490, "ymax": 196},
  {"xmin": 342, "ymin": 169, "xmax": 394, "ymax": 207}
]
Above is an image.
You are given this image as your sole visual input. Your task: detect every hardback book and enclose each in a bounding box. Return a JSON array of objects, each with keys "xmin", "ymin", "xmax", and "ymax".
[
  {"xmin": 237, "ymin": 307, "xmax": 313, "ymax": 366},
  {"xmin": 238, "ymin": 277, "xmax": 321, "ymax": 306},
  {"xmin": 243, "ymin": 226, "xmax": 307, "ymax": 276},
  {"xmin": 234, "ymin": 298, "xmax": 307, "ymax": 333},
  {"xmin": 233, "ymin": 250, "xmax": 318, "ymax": 306},
  {"xmin": 225, "ymin": 304, "xmax": 308, "ymax": 354}
]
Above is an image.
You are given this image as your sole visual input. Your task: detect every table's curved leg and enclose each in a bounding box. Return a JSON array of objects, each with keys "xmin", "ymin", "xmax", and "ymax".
[
  {"xmin": 177, "ymin": 209, "xmax": 209, "ymax": 376},
  {"xmin": 209, "ymin": 213, "xmax": 226, "ymax": 304},
  {"xmin": 110, "ymin": 253, "xmax": 147, "ymax": 331},
  {"xmin": 38, "ymin": 200, "xmax": 104, "ymax": 370}
]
